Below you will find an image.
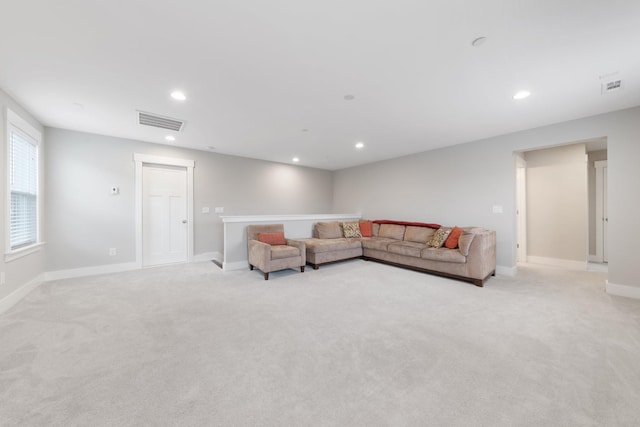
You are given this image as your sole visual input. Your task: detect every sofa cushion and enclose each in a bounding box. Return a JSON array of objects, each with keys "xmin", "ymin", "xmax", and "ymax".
[
  {"xmin": 372, "ymin": 223, "xmax": 380, "ymax": 236},
  {"xmin": 444, "ymin": 226, "xmax": 463, "ymax": 249},
  {"xmin": 427, "ymin": 228, "xmax": 451, "ymax": 248},
  {"xmin": 378, "ymin": 224, "xmax": 405, "ymax": 240},
  {"xmin": 388, "ymin": 241, "xmax": 426, "ymax": 258},
  {"xmin": 421, "ymin": 247, "xmax": 466, "ymax": 263},
  {"xmin": 258, "ymin": 232, "xmax": 286, "ymax": 246},
  {"xmin": 361, "ymin": 237, "xmax": 397, "ymax": 251},
  {"xmin": 404, "ymin": 226, "xmax": 435, "ymax": 243},
  {"xmin": 342, "ymin": 221, "xmax": 362, "ymax": 238},
  {"xmin": 458, "ymin": 232, "xmax": 475, "ymax": 256},
  {"xmin": 305, "ymin": 238, "xmax": 361, "ymax": 254},
  {"xmin": 359, "ymin": 221, "xmax": 373, "ymax": 237},
  {"xmin": 271, "ymin": 245, "xmax": 300, "ymax": 260},
  {"xmin": 316, "ymin": 222, "xmax": 343, "ymax": 239}
]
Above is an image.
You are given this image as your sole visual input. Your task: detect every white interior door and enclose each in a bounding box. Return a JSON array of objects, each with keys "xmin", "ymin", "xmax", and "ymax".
[
  {"xmin": 516, "ymin": 156, "xmax": 527, "ymax": 263},
  {"xmin": 142, "ymin": 164, "xmax": 188, "ymax": 266},
  {"xmin": 603, "ymin": 165, "xmax": 608, "ymax": 262},
  {"xmin": 595, "ymin": 160, "xmax": 608, "ymax": 263}
]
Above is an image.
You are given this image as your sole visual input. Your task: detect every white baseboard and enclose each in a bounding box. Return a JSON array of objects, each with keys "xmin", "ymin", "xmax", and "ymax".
[
  {"xmin": 193, "ymin": 251, "xmax": 222, "ymax": 263},
  {"xmin": 223, "ymin": 260, "xmax": 248, "ymax": 271},
  {"xmin": 496, "ymin": 265, "xmax": 517, "ymax": 276},
  {"xmin": 588, "ymin": 255, "xmax": 602, "ymax": 263},
  {"xmin": 606, "ymin": 281, "xmax": 640, "ymax": 300},
  {"xmin": 0, "ymin": 273, "xmax": 44, "ymax": 315},
  {"xmin": 44, "ymin": 262, "xmax": 139, "ymax": 281},
  {"xmin": 527, "ymin": 256, "xmax": 587, "ymax": 270}
]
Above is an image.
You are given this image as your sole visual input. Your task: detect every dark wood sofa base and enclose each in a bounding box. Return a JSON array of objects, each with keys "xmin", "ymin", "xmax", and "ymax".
[
  {"xmin": 362, "ymin": 256, "xmax": 495, "ymax": 287},
  {"xmin": 307, "ymin": 256, "xmax": 363, "ymax": 270}
]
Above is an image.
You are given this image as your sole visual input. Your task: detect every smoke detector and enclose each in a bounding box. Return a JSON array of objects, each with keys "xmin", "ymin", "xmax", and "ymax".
[{"xmin": 137, "ymin": 111, "xmax": 185, "ymax": 131}]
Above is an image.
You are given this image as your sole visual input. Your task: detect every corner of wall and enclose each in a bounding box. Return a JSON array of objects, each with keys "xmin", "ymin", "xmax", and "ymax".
[
  {"xmin": 606, "ymin": 281, "xmax": 640, "ymax": 300},
  {"xmin": 0, "ymin": 273, "xmax": 44, "ymax": 315}
]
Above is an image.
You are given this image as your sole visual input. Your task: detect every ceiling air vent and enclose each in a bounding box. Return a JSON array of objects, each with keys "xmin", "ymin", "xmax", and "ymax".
[
  {"xmin": 137, "ymin": 111, "xmax": 185, "ymax": 131},
  {"xmin": 601, "ymin": 79, "xmax": 622, "ymax": 94}
]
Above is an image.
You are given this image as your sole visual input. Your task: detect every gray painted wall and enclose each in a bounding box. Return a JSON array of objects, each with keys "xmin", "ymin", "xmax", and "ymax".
[
  {"xmin": 333, "ymin": 107, "xmax": 640, "ymax": 290},
  {"xmin": 44, "ymin": 128, "xmax": 333, "ymax": 272},
  {"xmin": 524, "ymin": 144, "xmax": 587, "ymax": 262},
  {"xmin": 0, "ymin": 89, "xmax": 46, "ymax": 302}
]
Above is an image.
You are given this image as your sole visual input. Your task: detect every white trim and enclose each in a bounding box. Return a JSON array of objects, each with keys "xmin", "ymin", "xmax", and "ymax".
[
  {"xmin": 588, "ymin": 254, "xmax": 601, "ymax": 263},
  {"xmin": 221, "ymin": 213, "xmax": 362, "ymax": 223},
  {"xmin": 4, "ymin": 241, "xmax": 45, "ymax": 262},
  {"xmin": 496, "ymin": 265, "xmax": 517, "ymax": 276},
  {"xmin": 133, "ymin": 153, "xmax": 194, "ymax": 168},
  {"xmin": 527, "ymin": 256, "xmax": 587, "ymax": 270},
  {"xmin": 515, "ymin": 155, "xmax": 527, "ymax": 264},
  {"xmin": 594, "ymin": 160, "xmax": 607, "ymax": 263},
  {"xmin": 606, "ymin": 281, "xmax": 640, "ymax": 300},
  {"xmin": 223, "ymin": 260, "xmax": 248, "ymax": 271},
  {"xmin": 44, "ymin": 262, "xmax": 139, "ymax": 281},
  {"xmin": 193, "ymin": 251, "xmax": 222, "ymax": 263},
  {"xmin": 134, "ymin": 153, "xmax": 195, "ymax": 268},
  {"xmin": 0, "ymin": 273, "xmax": 44, "ymax": 315}
]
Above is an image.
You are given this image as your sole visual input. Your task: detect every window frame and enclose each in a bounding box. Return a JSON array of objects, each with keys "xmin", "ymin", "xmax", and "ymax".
[{"xmin": 5, "ymin": 108, "xmax": 44, "ymax": 262}]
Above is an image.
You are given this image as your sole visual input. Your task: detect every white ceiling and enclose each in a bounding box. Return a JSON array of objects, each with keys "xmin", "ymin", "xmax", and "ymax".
[{"xmin": 1, "ymin": 0, "xmax": 638, "ymax": 170}]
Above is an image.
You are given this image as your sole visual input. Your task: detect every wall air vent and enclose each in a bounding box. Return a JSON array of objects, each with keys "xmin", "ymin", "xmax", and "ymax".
[
  {"xmin": 137, "ymin": 111, "xmax": 185, "ymax": 131},
  {"xmin": 601, "ymin": 79, "xmax": 622, "ymax": 94}
]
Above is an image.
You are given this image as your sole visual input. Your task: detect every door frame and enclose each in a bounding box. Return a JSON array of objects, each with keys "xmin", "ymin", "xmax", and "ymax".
[
  {"xmin": 134, "ymin": 153, "xmax": 194, "ymax": 268},
  {"xmin": 515, "ymin": 154, "xmax": 527, "ymax": 263},
  {"xmin": 594, "ymin": 160, "xmax": 608, "ymax": 263}
]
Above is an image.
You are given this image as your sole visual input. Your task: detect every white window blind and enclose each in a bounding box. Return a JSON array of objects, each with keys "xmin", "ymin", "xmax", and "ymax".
[{"xmin": 9, "ymin": 126, "xmax": 39, "ymax": 250}]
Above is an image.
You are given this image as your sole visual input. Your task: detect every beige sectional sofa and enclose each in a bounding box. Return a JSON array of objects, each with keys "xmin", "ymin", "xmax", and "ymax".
[{"xmin": 302, "ymin": 221, "xmax": 496, "ymax": 287}]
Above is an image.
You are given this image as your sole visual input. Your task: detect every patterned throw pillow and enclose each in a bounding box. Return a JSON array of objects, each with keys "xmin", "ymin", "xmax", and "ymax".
[
  {"xmin": 342, "ymin": 221, "xmax": 362, "ymax": 238},
  {"xmin": 427, "ymin": 228, "xmax": 451, "ymax": 248}
]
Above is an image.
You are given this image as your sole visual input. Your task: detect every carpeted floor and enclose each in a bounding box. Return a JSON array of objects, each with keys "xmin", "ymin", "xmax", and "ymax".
[{"xmin": 1, "ymin": 260, "xmax": 639, "ymax": 426}]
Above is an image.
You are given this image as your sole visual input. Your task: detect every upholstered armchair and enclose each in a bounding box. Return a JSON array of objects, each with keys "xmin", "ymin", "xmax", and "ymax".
[{"xmin": 247, "ymin": 224, "xmax": 306, "ymax": 280}]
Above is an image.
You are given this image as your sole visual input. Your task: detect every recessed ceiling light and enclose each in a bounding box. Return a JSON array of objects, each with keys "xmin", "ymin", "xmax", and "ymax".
[
  {"xmin": 355, "ymin": 142, "xmax": 364, "ymax": 149},
  {"xmin": 292, "ymin": 157, "xmax": 300, "ymax": 163},
  {"xmin": 513, "ymin": 90, "xmax": 531, "ymax": 100},
  {"xmin": 471, "ymin": 36, "xmax": 487, "ymax": 47},
  {"xmin": 170, "ymin": 91, "xmax": 186, "ymax": 101},
  {"xmin": 344, "ymin": 94, "xmax": 355, "ymax": 101},
  {"xmin": 165, "ymin": 135, "xmax": 175, "ymax": 141},
  {"xmin": 301, "ymin": 129, "xmax": 309, "ymax": 132},
  {"xmin": 207, "ymin": 146, "xmax": 216, "ymax": 150}
]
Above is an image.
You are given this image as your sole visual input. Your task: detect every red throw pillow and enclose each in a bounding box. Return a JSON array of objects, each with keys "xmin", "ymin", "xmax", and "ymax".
[
  {"xmin": 257, "ymin": 232, "xmax": 287, "ymax": 246},
  {"xmin": 359, "ymin": 221, "xmax": 373, "ymax": 237},
  {"xmin": 444, "ymin": 226, "xmax": 463, "ymax": 249}
]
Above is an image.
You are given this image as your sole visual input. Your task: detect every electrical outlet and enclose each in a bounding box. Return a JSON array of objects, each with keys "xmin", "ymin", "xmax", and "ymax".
[
  {"xmin": 0, "ymin": 272, "xmax": 5, "ymax": 285},
  {"xmin": 214, "ymin": 207, "xmax": 224, "ymax": 213},
  {"xmin": 109, "ymin": 248, "xmax": 117, "ymax": 256}
]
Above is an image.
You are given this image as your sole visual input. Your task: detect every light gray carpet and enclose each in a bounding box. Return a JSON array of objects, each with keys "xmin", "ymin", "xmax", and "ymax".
[{"xmin": 1, "ymin": 260, "xmax": 639, "ymax": 426}]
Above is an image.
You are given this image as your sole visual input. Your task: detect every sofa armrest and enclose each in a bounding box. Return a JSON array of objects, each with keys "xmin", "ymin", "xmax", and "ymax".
[
  {"xmin": 248, "ymin": 239, "xmax": 271, "ymax": 271},
  {"xmin": 286, "ymin": 239, "xmax": 306, "ymax": 265},
  {"xmin": 465, "ymin": 229, "xmax": 496, "ymax": 279}
]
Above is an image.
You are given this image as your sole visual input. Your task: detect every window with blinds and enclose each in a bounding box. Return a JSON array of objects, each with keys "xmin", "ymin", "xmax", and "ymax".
[{"xmin": 8, "ymin": 122, "xmax": 39, "ymax": 250}]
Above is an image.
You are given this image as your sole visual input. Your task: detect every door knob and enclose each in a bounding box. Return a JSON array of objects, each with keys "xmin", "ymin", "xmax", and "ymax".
[{"xmin": 182, "ymin": 219, "xmax": 187, "ymax": 224}]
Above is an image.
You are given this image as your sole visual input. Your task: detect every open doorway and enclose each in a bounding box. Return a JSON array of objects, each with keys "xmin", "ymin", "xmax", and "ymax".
[{"xmin": 515, "ymin": 138, "xmax": 607, "ymax": 270}]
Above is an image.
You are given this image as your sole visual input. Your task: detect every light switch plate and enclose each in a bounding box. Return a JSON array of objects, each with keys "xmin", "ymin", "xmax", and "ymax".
[
  {"xmin": 492, "ymin": 205, "xmax": 503, "ymax": 214},
  {"xmin": 202, "ymin": 207, "xmax": 210, "ymax": 214},
  {"xmin": 214, "ymin": 207, "xmax": 224, "ymax": 213}
]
